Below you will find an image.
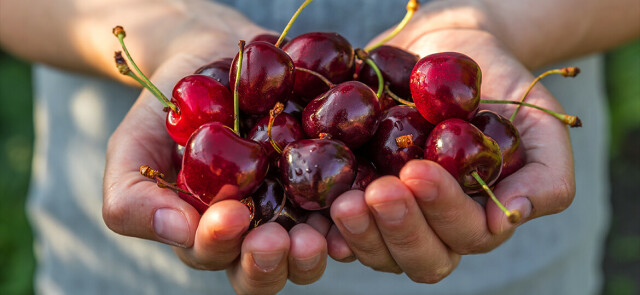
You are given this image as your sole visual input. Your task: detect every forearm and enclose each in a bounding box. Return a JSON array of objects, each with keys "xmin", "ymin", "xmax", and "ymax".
[
  {"xmin": 402, "ymin": 0, "xmax": 640, "ymax": 70},
  {"xmin": 0, "ymin": 0, "xmax": 266, "ymax": 84}
]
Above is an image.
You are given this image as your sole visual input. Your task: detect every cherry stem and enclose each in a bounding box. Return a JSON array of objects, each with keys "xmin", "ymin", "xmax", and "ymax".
[
  {"xmin": 268, "ymin": 102, "xmax": 285, "ymax": 154},
  {"xmin": 275, "ymin": 0, "xmax": 314, "ymax": 48},
  {"xmin": 470, "ymin": 171, "xmax": 521, "ymax": 224},
  {"xmin": 355, "ymin": 49, "xmax": 384, "ymax": 99},
  {"xmin": 112, "ymin": 26, "xmax": 178, "ymax": 113},
  {"xmin": 233, "ymin": 40, "xmax": 246, "ymax": 135},
  {"xmin": 395, "ymin": 134, "xmax": 414, "ymax": 149},
  {"xmin": 481, "ymin": 99, "xmax": 582, "ymax": 127},
  {"xmin": 114, "ymin": 51, "xmax": 156, "ymax": 97},
  {"xmin": 385, "ymin": 85, "xmax": 416, "ymax": 107},
  {"xmin": 140, "ymin": 165, "xmax": 193, "ymax": 196},
  {"xmin": 509, "ymin": 67, "xmax": 580, "ymax": 122},
  {"xmin": 364, "ymin": 0, "xmax": 420, "ymax": 52},
  {"xmin": 295, "ymin": 68, "xmax": 335, "ymax": 88}
]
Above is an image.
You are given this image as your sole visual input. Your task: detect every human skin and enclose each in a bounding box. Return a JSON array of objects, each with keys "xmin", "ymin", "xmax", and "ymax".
[{"xmin": 1, "ymin": 0, "xmax": 639, "ymax": 293}]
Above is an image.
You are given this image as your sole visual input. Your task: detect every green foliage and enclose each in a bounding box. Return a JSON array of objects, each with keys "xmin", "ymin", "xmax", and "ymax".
[{"xmin": 0, "ymin": 50, "xmax": 35, "ymax": 295}]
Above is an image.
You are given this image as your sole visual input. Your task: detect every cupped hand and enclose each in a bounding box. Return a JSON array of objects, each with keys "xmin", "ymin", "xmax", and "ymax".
[
  {"xmin": 327, "ymin": 28, "xmax": 576, "ymax": 283},
  {"xmin": 102, "ymin": 40, "xmax": 329, "ymax": 295}
]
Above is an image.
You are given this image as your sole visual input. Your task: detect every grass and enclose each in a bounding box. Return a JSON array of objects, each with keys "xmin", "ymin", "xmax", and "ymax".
[{"xmin": 0, "ymin": 38, "xmax": 638, "ymax": 295}]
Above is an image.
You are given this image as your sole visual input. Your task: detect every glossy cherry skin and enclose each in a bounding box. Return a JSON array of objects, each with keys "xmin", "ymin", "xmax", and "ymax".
[
  {"xmin": 229, "ymin": 41, "xmax": 295, "ymax": 115},
  {"xmin": 369, "ymin": 105, "xmax": 434, "ymax": 176},
  {"xmin": 283, "ymin": 32, "xmax": 355, "ymax": 102},
  {"xmin": 302, "ymin": 81, "xmax": 381, "ymax": 149},
  {"xmin": 359, "ymin": 45, "xmax": 419, "ymax": 99},
  {"xmin": 471, "ymin": 110, "xmax": 526, "ymax": 181},
  {"xmin": 424, "ymin": 118, "xmax": 502, "ymax": 194},
  {"xmin": 177, "ymin": 170, "xmax": 209, "ymax": 215},
  {"xmin": 181, "ymin": 122, "xmax": 269, "ymax": 205},
  {"xmin": 279, "ymin": 138, "xmax": 357, "ymax": 210},
  {"xmin": 166, "ymin": 75, "xmax": 234, "ymax": 146},
  {"xmin": 248, "ymin": 113, "xmax": 306, "ymax": 166},
  {"xmin": 351, "ymin": 156, "xmax": 379, "ymax": 190},
  {"xmin": 194, "ymin": 57, "xmax": 233, "ymax": 89},
  {"xmin": 171, "ymin": 143, "xmax": 185, "ymax": 170},
  {"xmin": 282, "ymin": 99, "xmax": 305, "ymax": 120},
  {"xmin": 246, "ymin": 177, "xmax": 308, "ymax": 231},
  {"xmin": 249, "ymin": 33, "xmax": 289, "ymax": 46},
  {"xmin": 410, "ymin": 52, "xmax": 481, "ymax": 125}
]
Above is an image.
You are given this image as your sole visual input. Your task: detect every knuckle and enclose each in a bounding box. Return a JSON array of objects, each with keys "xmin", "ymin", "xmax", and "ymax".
[
  {"xmin": 102, "ymin": 195, "xmax": 127, "ymax": 235},
  {"xmin": 454, "ymin": 232, "xmax": 494, "ymax": 254},
  {"xmin": 550, "ymin": 176, "xmax": 576, "ymax": 214},
  {"xmin": 407, "ymin": 262, "xmax": 454, "ymax": 284}
]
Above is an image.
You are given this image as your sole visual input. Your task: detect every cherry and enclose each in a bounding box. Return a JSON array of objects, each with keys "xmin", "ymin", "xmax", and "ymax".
[
  {"xmin": 171, "ymin": 143, "xmax": 185, "ymax": 170},
  {"xmin": 471, "ymin": 110, "xmax": 526, "ymax": 181},
  {"xmin": 194, "ymin": 57, "xmax": 233, "ymax": 89},
  {"xmin": 166, "ymin": 74, "xmax": 234, "ymax": 146},
  {"xmin": 302, "ymin": 81, "xmax": 381, "ymax": 149},
  {"xmin": 250, "ymin": 33, "xmax": 289, "ymax": 46},
  {"xmin": 244, "ymin": 177, "xmax": 308, "ymax": 231},
  {"xmin": 410, "ymin": 52, "xmax": 481, "ymax": 125},
  {"xmin": 368, "ymin": 105, "xmax": 433, "ymax": 176},
  {"xmin": 248, "ymin": 111, "xmax": 306, "ymax": 167},
  {"xmin": 424, "ymin": 118, "xmax": 501, "ymax": 194},
  {"xmin": 282, "ymin": 98, "xmax": 305, "ymax": 119},
  {"xmin": 283, "ymin": 32, "xmax": 355, "ymax": 102},
  {"xmin": 181, "ymin": 122, "xmax": 269, "ymax": 205},
  {"xmin": 279, "ymin": 138, "xmax": 357, "ymax": 210},
  {"xmin": 176, "ymin": 169, "xmax": 209, "ymax": 214},
  {"xmin": 229, "ymin": 41, "xmax": 295, "ymax": 115},
  {"xmin": 351, "ymin": 156, "xmax": 379, "ymax": 190},
  {"xmin": 359, "ymin": 45, "xmax": 419, "ymax": 98}
]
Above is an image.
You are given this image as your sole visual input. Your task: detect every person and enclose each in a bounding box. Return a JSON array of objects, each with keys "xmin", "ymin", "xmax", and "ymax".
[{"xmin": 1, "ymin": 0, "xmax": 638, "ymax": 294}]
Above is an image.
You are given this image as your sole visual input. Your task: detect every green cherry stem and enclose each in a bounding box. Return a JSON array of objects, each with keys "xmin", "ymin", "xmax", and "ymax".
[
  {"xmin": 295, "ymin": 68, "xmax": 335, "ymax": 88},
  {"xmin": 471, "ymin": 171, "xmax": 521, "ymax": 224},
  {"xmin": 509, "ymin": 67, "xmax": 580, "ymax": 122},
  {"xmin": 275, "ymin": 0, "xmax": 314, "ymax": 48},
  {"xmin": 364, "ymin": 0, "xmax": 420, "ymax": 52},
  {"xmin": 481, "ymin": 99, "xmax": 582, "ymax": 127},
  {"xmin": 355, "ymin": 48, "xmax": 384, "ymax": 98},
  {"xmin": 112, "ymin": 26, "xmax": 178, "ymax": 113},
  {"xmin": 114, "ymin": 51, "xmax": 157, "ymax": 99},
  {"xmin": 233, "ymin": 40, "xmax": 246, "ymax": 135},
  {"xmin": 268, "ymin": 102, "xmax": 285, "ymax": 154},
  {"xmin": 385, "ymin": 85, "xmax": 415, "ymax": 107}
]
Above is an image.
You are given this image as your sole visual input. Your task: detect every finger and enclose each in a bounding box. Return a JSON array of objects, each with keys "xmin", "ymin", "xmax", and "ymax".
[
  {"xmin": 326, "ymin": 224, "xmax": 355, "ymax": 262},
  {"xmin": 399, "ymin": 160, "xmax": 511, "ymax": 254},
  {"xmin": 174, "ymin": 200, "xmax": 250, "ymax": 270},
  {"xmin": 227, "ymin": 222, "xmax": 290, "ymax": 295},
  {"xmin": 330, "ymin": 190, "xmax": 402, "ymax": 273},
  {"xmin": 304, "ymin": 212, "xmax": 332, "ymax": 236},
  {"xmin": 364, "ymin": 176, "xmax": 460, "ymax": 283},
  {"xmin": 287, "ymin": 223, "xmax": 328, "ymax": 285}
]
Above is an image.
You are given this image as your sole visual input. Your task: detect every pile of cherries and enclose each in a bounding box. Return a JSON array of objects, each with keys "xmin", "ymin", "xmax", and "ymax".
[{"xmin": 116, "ymin": 0, "xmax": 581, "ymax": 229}]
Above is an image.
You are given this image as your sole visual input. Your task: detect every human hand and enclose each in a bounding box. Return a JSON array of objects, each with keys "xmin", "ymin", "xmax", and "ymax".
[
  {"xmin": 326, "ymin": 19, "xmax": 576, "ymax": 283},
  {"xmin": 102, "ymin": 32, "xmax": 330, "ymax": 295}
]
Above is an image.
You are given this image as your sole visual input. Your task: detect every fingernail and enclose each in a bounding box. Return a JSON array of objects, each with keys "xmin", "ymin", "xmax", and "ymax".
[
  {"xmin": 252, "ymin": 251, "xmax": 284, "ymax": 272},
  {"xmin": 502, "ymin": 197, "xmax": 532, "ymax": 231},
  {"xmin": 153, "ymin": 208, "xmax": 189, "ymax": 247},
  {"xmin": 372, "ymin": 201, "xmax": 407, "ymax": 224},
  {"xmin": 340, "ymin": 213, "xmax": 370, "ymax": 235},
  {"xmin": 295, "ymin": 254, "xmax": 321, "ymax": 271}
]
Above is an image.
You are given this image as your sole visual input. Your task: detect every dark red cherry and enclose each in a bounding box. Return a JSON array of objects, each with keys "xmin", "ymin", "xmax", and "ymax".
[
  {"xmin": 279, "ymin": 138, "xmax": 357, "ymax": 210},
  {"xmin": 229, "ymin": 41, "xmax": 295, "ymax": 115},
  {"xmin": 248, "ymin": 113, "xmax": 306, "ymax": 166},
  {"xmin": 424, "ymin": 118, "xmax": 501, "ymax": 194},
  {"xmin": 359, "ymin": 45, "xmax": 419, "ymax": 99},
  {"xmin": 166, "ymin": 75, "xmax": 234, "ymax": 146},
  {"xmin": 283, "ymin": 32, "xmax": 355, "ymax": 102},
  {"xmin": 246, "ymin": 177, "xmax": 308, "ymax": 231},
  {"xmin": 302, "ymin": 81, "xmax": 381, "ymax": 149},
  {"xmin": 250, "ymin": 33, "xmax": 289, "ymax": 46},
  {"xmin": 471, "ymin": 110, "xmax": 526, "ymax": 181},
  {"xmin": 176, "ymin": 170, "xmax": 209, "ymax": 214},
  {"xmin": 410, "ymin": 52, "xmax": 481, "ymax": 125},
  {"xmin": 181, "ymin": 122, "xmax": 269, "ymax": 205},
  {"xmin": 171, "ymin": 143, "xmax": 185, "ymax": 170},
  {"xmin": 194, "ymin": 57, "xmax": 233, "ymax": 89},
  {"xmin": 282, "ymin": 99, "xmax": 305, "ymax": 120},
  {"xmin": 368, "ymin": 105, "xmax": 434, "ymax": 176},
  {"xmin": 351, "ymin": 156, "xmax": 379, "ymax": 190}
]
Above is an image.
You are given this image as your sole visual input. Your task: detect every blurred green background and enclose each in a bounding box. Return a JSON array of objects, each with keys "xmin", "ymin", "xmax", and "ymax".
[{"xmin": 0, "ymin": 40, "xmax": 639, "ymax": 294}]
